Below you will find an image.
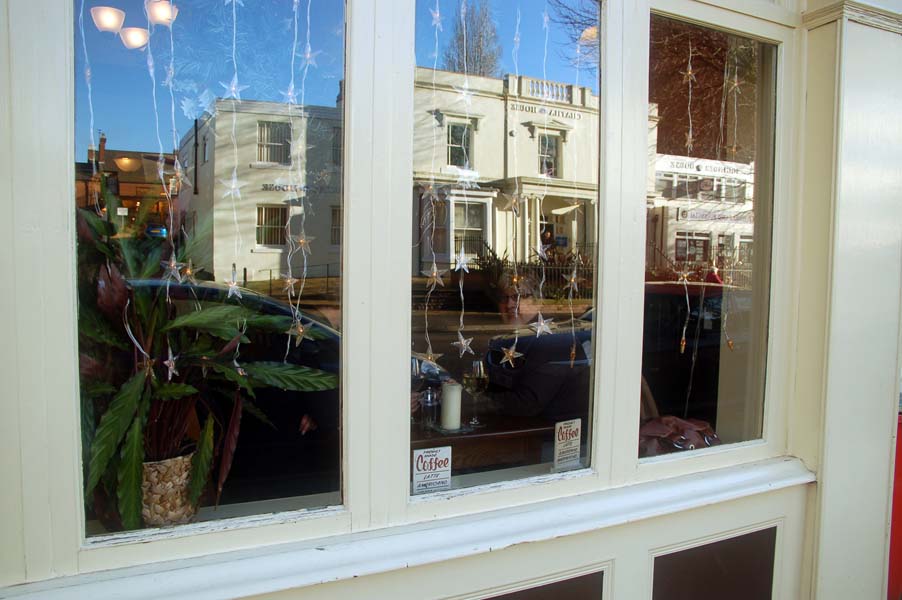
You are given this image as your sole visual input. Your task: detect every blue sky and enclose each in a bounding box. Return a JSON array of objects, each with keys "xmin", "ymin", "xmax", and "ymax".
[
  {"xmin": 74, "ymin": 0, "xmax": 596, "ymax": 157},
  {"xmin": 75, "ymin": 0, "xmax": 345, "ymax": 157},
  {"xmin": 414, "ymin": 0, "xmax": 597, "ymax": 90}
]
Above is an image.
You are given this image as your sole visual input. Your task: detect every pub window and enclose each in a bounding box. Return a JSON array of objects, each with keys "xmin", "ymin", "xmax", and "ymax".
[
  {"xmin": 74, "ymin": 0, "xmax": 345, "ymax": 534},
  {"xmin": 410, "ymin": 0, "xmax": 599, "ymax": 493},
  {"xmin": 641, "ymin": 15, "xmax": 776, "ymax": 458},
  {"xmin": 447, "ymin": 122, "xmax": 472, "ymax": 168},
  {"xmin": 257, "ymin": 121, "xmax": 292, "ymax": 165},
  {"xmin": 256, "ymin": 205, "xmax": 289, "ymax": 246}
]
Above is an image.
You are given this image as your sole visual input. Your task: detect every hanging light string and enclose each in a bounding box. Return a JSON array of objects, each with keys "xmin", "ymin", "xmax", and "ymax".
[
  {"xmin": 123, "ymin": 298, "xmax": 151, "ymax": 363},
  {"xmin": 508, "ymin": 8, "xmax": 523, "ymax": 347},
  {"xmin": 683, "ymin": 41, "xmax": 695, "ymax": 155},
  {"xmin": 78, "ymin": 0, "xmax": 101, "ymax": 214},
  {"xmin": 418, "ymin": 0, "xmax": 445, "ymax": 363}
]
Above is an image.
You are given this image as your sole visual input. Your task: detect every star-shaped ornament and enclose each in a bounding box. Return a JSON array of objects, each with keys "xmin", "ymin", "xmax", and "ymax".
[
  {"xmin": 563, "ymin": 268, "xmax": 579, "ymax": 294},
  {"xmin": 729, "ymin": 74, "xmax": 742, "ymax": 94},
  {"xmin": 226, "ymin": 264, "xmax": 242, "ymax": 300},
  {"xmin": 422, "ymin": 264, "xmax": 447, "ymax": 288},
  {"xmin": 163, "ymin": 345, "xmax": 179, "ymax": 382},
  {"xmin": 430, "ymin": 5, "xmax": 442, "ymax": 30},
  {"xmin": 295, "ymin": 234, "xmax": 315, "ymax": 255},
  {"xmin": 453, "ymin": 249, "xmax": 470, "ymax": 273},
  {"xmin": 301, "ymin": 43, "xmax": 321, "ymax": 69},
  {"xmin": 219, "ymin": 74, "xmax": 248, "ymax": 101},
  {"xmin": 220, "ymin": 169, "xmax": 246, "ymax": 199},
  {"xmin": 182, "ymin": 259, "xmax": 201, "ymax": 285},
  {"xmin": 287, "ymin": 319, "xmax": 308, "ymax": 347},
  {"xmin": 681, "ymin": 66, "xmax": 696, "ymax": 84},
  {"xmin": 685, "ymin": 132, "xmax": 694, "ymax": 153},
  {"xmin": 414, "ymin": 347, "xmax": 443, "ymax": 367},
  {"xmin": 232, "ymin": 359, "xmax": 247, "ymax": 377},
  {"xmin": 281, "ymin": 273, "xmax": 300, "ymax": 295},
  {"xmin": 500, "ymin": 342, "xmax": 524, "ymax": 367},
  {"xmin": 453, "ymin": 83, "xmax": 474, "ymax": 107},
  {"xmin": 542, "ymin": 10, "xmax": 550, "ymax": 30},
  {"xmin": 451, "ymin": 330, "xmax": 475, "ymax": 357},
  {"xmin": 161, "ymin": 256, "xmax": 184, "ymax": 283},
  {"xmin": 530, "ymin": 313, "xmax": 554, "ymax": 337},
  {"xmin": 726, "ymin": 143, "xmax": 740, "ymax": 157},
  {"xmin": 224, "ymin": 0, "xmax": 244, "ymax": 6},
  {"xmin": 280, "ymin": 82, "xmax": 299, "ymax": 104}
]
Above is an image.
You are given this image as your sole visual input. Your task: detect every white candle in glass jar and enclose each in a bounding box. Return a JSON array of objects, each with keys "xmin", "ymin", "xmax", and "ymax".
[{"xmin": 441, "ymin": 381, "xmax": 462, "ymax": 430}]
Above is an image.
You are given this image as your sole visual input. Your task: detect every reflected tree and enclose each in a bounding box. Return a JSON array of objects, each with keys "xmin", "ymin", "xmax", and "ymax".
[{"xmin": 442, "ymin": 0, "xmax": 502, "ymax": 77}]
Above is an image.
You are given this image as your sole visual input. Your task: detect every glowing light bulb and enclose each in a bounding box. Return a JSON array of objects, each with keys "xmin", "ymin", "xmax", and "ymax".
[
  {"xmin": 120, "ymin": 27, "xmax": 150, "ymax": 50},
  {"xmin": 90, "ymin": 7, "xmax": 125, "ymax": 33},
  {"xmin": 145, "ymin": 0, "xmax": 179, "ymax": 26}
]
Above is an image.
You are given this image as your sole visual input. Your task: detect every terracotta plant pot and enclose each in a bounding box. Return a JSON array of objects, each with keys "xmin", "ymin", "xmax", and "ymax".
[{"xmin": 141, "ymin": 453, "xmax": 196, "ymax": 527}]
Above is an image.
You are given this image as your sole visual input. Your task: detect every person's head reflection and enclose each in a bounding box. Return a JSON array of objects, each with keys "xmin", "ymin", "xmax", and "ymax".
[{"xmin": 496, "ymin": 273, "xmax": 539, "ymax": 326}]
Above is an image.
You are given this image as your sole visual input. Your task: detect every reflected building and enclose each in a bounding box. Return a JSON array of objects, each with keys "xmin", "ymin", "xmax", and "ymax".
[
  {"xmin": 412, "ymin": 67, "xmax": 602, "ymax": 271},
  {"xmin": 176, "ymin": 98, "xmax": 342, "ymax": 284},
  {"xmin": 75, "ymin": 133, "xmax": 176, "ymax": 227}
]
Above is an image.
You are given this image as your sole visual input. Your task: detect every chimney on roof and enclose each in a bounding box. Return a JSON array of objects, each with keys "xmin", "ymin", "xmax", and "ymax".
[{"xmin": 98, "ymin": 133, "xmax": 107, "ymax": 165}]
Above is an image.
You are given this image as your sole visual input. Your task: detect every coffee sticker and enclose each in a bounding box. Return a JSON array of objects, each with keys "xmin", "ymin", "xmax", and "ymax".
[
  {"xmin": 412, "ymin": 446, "xmax": 452, "ymax": 494},
  {"xmin": 554, "ymin": 419, "xmax": 582, "ymax": 470}
]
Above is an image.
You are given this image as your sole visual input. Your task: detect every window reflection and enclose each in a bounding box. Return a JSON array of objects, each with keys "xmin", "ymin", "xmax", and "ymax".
[
  {"xmin": 410, "ymin": 0, "xmax": 600, "ymax": 492},
  {"xmin": 640, "ymin": 16, "xmax": 776, "ymax": 457},
  {"xmin": 75, "ymin": 0, "xmax": 345, "ymax": 533}
]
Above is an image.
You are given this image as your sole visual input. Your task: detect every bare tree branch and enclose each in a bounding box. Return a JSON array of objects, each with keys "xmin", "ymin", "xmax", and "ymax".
[{"xmin": 442, "ymin": 0, "xmax": 502, "ymax": 78}]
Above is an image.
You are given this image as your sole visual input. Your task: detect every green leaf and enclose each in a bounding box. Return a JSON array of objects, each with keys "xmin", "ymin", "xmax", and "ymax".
[
  {"xmin": 244, "ymin": 361, "xmax": 338, "ymax": 392},
  {"xmin": 209, "ymin": 362, "xmax": 256, "ymax": 398},
  {"xmin": 243, "ymin": 400, "xmax": 276, "ymax": 429},
  {"xmin": 187, "ymin": 416, "xmax": 214, "ymax": 505},
  {"xmin": 83, "ymin": 381, "xmax": 117, "ymax": 399},
  {"xmin": 139, "ymin": 244, "xmax": 164, "ymax": 279},
  {"xmin": 117, "ymin": 413, "xmax": 145, "ymax": 530},
  {"xmin": 244, "ymin": 314, "xmax": 291, "ymax": 331},
  {"xmin": 153, "ymin": 383, "xmax": 199, "ymax": 401},
  {"xmin": 79, "ymin": 305, "xmax": 128, "ymax": 350},
  {"xmin": 163, "ymin": 305, "xmax": 252, "ymax": 342},
  {"xmin": 85, "ymin": 372, "xmax": 146, "ymax": 499},
  {"xmin": 78, "ymin": 208, "xmax": 113, "ymax": 239}
]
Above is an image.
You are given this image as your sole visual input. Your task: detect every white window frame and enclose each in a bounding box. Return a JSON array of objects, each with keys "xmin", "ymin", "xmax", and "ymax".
[
  {"xmin": 1, "ymin": 0, "xmax": 806, "ymax": 585},
  {"xmin": 538, "ymin": 132, "xmax": 562, "ymax": 178},
  {"xmin": 255, "ymin": 204, "xmax": 289, "ymax": 247},
  {"xmin": 256, "ymin": 120, "xmax": 292, "ymax": 166},
  {"xmin": 446, "ymin": 120, "xmax": 473, "ymax": 169}
]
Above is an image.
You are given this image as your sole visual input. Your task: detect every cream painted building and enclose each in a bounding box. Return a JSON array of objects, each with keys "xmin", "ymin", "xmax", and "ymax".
[
  {"xmin": 177, "ymin": 98, "xmax": 342, "ymax": 284},
  {"xmin": 412, "ymin": 67, "xmax": 601, "ymax": 270}
]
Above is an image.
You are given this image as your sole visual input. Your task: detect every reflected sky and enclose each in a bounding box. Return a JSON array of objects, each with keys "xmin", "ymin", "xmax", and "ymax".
[
  {"xmin": 75, "ymin": 0, "xmax": 344, "ymax": 157},
  {"xmin": 415, "ymin": 0, "xmax": 597, "ymax": 91}
]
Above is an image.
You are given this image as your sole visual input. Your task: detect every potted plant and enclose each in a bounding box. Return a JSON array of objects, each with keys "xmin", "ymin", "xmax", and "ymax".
[{"xmin": 78, "ymin": 177, "xmax": 338, "ymax": 531}]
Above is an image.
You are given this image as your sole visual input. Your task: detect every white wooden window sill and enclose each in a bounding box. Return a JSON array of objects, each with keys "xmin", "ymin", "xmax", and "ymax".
[{"xmin": 3, "ymin": 457, "xmax": 813, "ymax": 600}]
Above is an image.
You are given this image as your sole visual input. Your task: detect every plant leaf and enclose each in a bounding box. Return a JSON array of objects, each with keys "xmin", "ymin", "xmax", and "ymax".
[
  {"xmin": 243, "ymin": 400, "xmax": 276, "ymax": 429},
  {"xmin": 139, "ymin": 244, "xmax": 164, "ymax": 279},
  {"xmin": 188, "ymin": 415, "xmax": 214, "ymax": 505},
  {"xmin": 78, "ymin": 208, "xmax": 114, "ymax": 240},
  {"xmin": 154, "ymin": 383, "xmax": 199, "ymax": 401},
  {"xmin": 163, "ymin": 305, "xmax": 252, "ymax": 342},
  {"xmin": 209, "ymin": 362, "xmax": 256, "ymax": 398},
  {"xmin": 79, "ymin": 305, "xmax": 128, "ymax": 349},
  {"xmin": 85, "ymin": 372, "xmax": 146, "ymax": 499},
  {"xmin": 244, "ymin": 361, "xmax": 338, "ymax": 392},
  {"xmin": 117, "ymin": 412, "xmax": 145, "ymax": 530},
  {"xmin": 216, "ymin": 392, "xmax": 243, "ymax": 505}
]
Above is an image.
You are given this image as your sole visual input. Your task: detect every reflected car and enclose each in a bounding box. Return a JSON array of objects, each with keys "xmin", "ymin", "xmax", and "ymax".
[{"xmin": 145, "ymin": 223, "xmax": 168, "ymax": 238}]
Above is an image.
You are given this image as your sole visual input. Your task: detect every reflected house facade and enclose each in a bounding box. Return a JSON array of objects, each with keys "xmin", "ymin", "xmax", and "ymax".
[
  {"xmin": 412, "ymin": 67, "xmax": 601, "ymax": 271},
  {"xmin": 412, "ymin": 67, "xmax": 755, "ymax": 274},
  {"xmin": 647, "ymin": 154, "xmax": 756, "ymax": 272},
  {"xmin": 75, "ymin": 133, "xmax": 176, "ymax": 226},
  {"xmin": 177, "ymin": 98, "xmax": 342, "ymax": 284}
]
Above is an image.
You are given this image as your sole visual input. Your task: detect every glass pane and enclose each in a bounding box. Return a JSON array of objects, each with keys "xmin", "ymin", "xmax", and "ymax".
[
  {"xmin": 653, "ymin": 528, "xmax": 777, "ymax": 600},
  {"xmin": 411, "ymin": 0, "xmax": 600, "ymax": 493},
  {"xmin": 75, "ymin": 0, "xmax": 344, "ymax": 534},
  {"xmin": 641, "ymin": 15, "xmax": 776, "ymax": 457}
]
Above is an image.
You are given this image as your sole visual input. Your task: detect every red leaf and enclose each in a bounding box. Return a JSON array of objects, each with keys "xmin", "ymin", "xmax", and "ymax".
[
  {"xmin": 79, "ymin": 352, "xmax": 106, "ymax": 379},
  {"xmin": 215, "ymin": 390, "xmax": 243, "ymax": 506},
  {"xmin": 97, "ymin": 263, "xmax": 128, "ymax": 321}
]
